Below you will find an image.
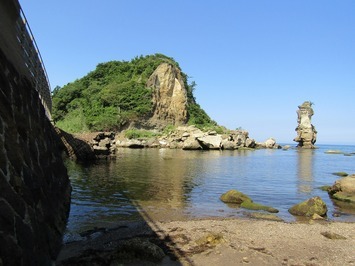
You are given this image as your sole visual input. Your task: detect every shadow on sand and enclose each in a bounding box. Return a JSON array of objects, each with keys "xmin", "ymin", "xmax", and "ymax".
[{"xmin": 55, "ymin": 159, "xmax": 195, "ymax": 266}]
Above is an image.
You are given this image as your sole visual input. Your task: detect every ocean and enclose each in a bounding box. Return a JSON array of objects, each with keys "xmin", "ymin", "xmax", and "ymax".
[{"xmin": 64, "ymin": 144, "xmax": 355, "ymax": 241}]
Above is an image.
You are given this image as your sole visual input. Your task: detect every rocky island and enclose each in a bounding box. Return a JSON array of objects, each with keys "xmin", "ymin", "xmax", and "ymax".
[{"xmin": 52, "ymin": 54, "xmax": 282, "ymax": 160}]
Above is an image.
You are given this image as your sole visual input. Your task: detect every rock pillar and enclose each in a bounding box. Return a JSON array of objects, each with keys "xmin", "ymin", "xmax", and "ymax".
[{"xmin": 293, "ymin": 101, "xmax": 317, "ymax": 148}]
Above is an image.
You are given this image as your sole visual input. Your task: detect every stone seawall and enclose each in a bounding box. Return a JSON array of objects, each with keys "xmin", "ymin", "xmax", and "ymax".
[{"xmin": 0, "ymin": 48, "xmax": 71, "ymax": 265}]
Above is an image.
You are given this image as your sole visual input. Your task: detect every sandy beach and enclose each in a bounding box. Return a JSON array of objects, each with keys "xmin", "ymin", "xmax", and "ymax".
[{"xmin": 57, "ymin": 217, "xmax": 355, "ymax": 266}]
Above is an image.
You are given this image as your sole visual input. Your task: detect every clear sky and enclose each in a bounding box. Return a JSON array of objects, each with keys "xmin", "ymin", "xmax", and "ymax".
[{"xmin": 20, "ymin": 1, "xmax": 355, "ymax": 144}]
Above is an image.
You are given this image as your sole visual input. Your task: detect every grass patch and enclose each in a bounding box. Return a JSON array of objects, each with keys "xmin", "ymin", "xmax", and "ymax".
[{"xmin": 124, "ymin": 129, "xmax": 160, "ymax": 139}]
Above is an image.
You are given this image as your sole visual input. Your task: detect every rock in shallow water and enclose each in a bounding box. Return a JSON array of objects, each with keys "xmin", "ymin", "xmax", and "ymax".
[
  {"xmin": 220, "ymin": 190, "xmax": 251, "ymax": 204},
  {"xmin": 220, "ymin": 190, "xmax": 279, "ymax": 213},
  {"xmin": 288, "ymin": 196, "xmax": 327, "ymax": 217},
  {"xmin": 328, "ymin": 174, "xmax": 355, "ymax": 203}
]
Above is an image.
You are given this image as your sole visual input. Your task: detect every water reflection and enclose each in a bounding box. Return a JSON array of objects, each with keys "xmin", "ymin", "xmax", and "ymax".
[
  {"xmin": 66, "ymin": 149, "xmax": 211, "ymax": 233},
  {"xmin": 296, "ymin": 148, "xmax": 315, "ymax": 194},
  {"xmin": 65, "ymin": 146, "xmax": 355, "ymax": 238}
]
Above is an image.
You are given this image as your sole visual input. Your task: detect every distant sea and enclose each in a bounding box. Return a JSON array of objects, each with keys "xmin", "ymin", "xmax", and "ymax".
[{"xmin": 64, "ymin": 144, "xmax": 355, "ymax": 242}]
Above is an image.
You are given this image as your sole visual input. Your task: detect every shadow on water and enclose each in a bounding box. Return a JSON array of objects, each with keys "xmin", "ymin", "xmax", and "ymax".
[{"xmin": 57, "ymin": 151, "xmax": 199, "ymax": 265}]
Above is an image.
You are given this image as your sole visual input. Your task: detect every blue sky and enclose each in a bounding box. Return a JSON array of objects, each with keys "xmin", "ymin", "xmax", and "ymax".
[{"xmin": 20, "ymin": 1, "xmax": 355, "ymax": 144}]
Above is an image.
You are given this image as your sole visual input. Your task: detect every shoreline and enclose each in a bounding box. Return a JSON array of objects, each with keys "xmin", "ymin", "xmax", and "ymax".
[{"xmin": 56, "ymin": 216, "xmax": 355, "ymax": 266}]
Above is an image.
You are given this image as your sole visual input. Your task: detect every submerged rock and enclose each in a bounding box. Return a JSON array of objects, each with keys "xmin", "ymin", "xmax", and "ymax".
[
  {"xmin": 325, "ymin": 150, "xmax": 343, "ymax": 154},
  {"xmin": 332, "ymin": 172, "xmax": 348, "ymax": 177},
  {"xmin": 220, "ymin": 190, "xmax": 279, "ymax": 213},
  {"xmin": 240, "ymin": 200, "xmax": 279, "ymax": 213},
  {"xmin": 220, "ymin": 190, "xmax": 251, "ymax": 204},
  {"xmin": 288, "ymin": 196, "xmax": 327, "ymax": 217},
  {"xmin": 245, "ymin": 212, "xmax": 284, "ymax": 222}
]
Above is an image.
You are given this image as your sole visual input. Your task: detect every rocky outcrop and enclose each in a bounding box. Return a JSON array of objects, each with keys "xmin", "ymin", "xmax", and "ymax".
[
  {"xmin": 294, "ymin": 101, "xmax": 317, "ymax": 148},
  {"xmin": 0, "ymin": 49, "xmax": 71, "ymax": 265},
  {"xmin": 115, "ymin": 126, "xmax": 260, "ymax": 150},
  {"xmin": 328, "ymin": 174, "xmax": 355, "ymax": 203},
  {"xmin": 88, "ymin": 132, "xmax": 117, "ymax": 159},
  {"xmin": 147, "ymin": 63, "xmax": 188, "ymax": 128},
  {"xmin": 288, "ymin": 197, "xmax": 327, "ymax": 217}
]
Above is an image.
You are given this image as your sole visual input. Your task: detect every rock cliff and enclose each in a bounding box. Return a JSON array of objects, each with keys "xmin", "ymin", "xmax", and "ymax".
[
  {"xmin": 0, "ymin": 49, "xmax": 71, "ymax": 264},
  {"xmin": 146, "ymin": 63, "xmax": 188, "ymax": 128},
  {"xmin": 294, "ymin": 101, "xmax": 317, "ymax": 148}
]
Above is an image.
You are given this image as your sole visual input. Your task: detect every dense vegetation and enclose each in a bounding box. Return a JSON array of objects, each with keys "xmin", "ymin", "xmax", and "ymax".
[{"xmin": 52, "ymin": 54, "xmax": 217, "ymax": 133}]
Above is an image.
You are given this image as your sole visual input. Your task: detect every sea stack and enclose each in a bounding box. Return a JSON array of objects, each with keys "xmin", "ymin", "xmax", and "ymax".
[{"xmin": 294, "ymin": 101, "xmax": 317, "ymax": 148}]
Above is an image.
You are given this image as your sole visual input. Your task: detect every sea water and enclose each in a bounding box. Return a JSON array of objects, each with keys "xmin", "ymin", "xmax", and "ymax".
[{"xmin": 64, "ymin": 144, "xmax": 355, "ymax": 240}]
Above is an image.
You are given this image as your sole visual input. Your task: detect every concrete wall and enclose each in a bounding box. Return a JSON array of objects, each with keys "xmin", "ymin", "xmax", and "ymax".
[{"xmin": 0, "ymin": 29, "xmax": 71, "ymax": 266}]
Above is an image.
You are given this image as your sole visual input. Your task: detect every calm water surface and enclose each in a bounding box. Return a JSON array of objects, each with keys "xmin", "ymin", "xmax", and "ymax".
[{"xmin": 65, "ymin": 145, "xmax": 355, "ymax": 240}]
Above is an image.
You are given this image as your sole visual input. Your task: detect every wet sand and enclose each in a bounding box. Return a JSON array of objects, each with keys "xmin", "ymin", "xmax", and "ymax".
[{"xmin": 57, "ymin": 217, "xmax": 355, "ymax": 266}]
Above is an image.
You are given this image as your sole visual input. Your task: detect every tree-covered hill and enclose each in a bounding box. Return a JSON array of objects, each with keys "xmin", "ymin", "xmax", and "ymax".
[{"xmin": 52, "ymin": 54, "xmax": 216, "ymax": 133}]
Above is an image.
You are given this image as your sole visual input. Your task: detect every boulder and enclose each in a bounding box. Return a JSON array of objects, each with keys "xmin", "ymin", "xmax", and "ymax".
[
  {"xmin": 264, "ymin": 138, "xmax": 276, "ymax": 148},
  {"xmin": 220, "ymin": 190, "xmax": 251, "ymax": 204},
  {"xmin": 98, "ymin": 137, "xmax": 111, "ymax": 148},
  {"xmin": 127, "ymin": 139, "xmax": 146, "ymax": 149},
  {"xmin": 235, "ymin": 133, "xmax": 247, "ymax": 146},
  {"xmin": 328, "ymin": 174, "xmax": 355, "ymax": 203},
  {"xmin": 220, "ymin": 190, "xmax": 279, "ymax": 213},
  {"xmin": 182, "ymin": 138, "xmax": 202, "ymax": 150},
  {"xmin": 221, "ymin": 139, "xmax": 237, "ymax": 150},
  {"xmin": 245, "ymin": 138, "xmax": 256, "ymax": 148},
  {"xmin": 93, "ymin": 145, "xmax": 110, "ymax": 155},
  {"xmin": 196, "ymin": 135, "xmax": 222, "ymax": 150},
  {"xmin": 119, "ymin": 139, "xmax": 145, "ymax": 148},
  {"xmin": 288, "ymin": 196, "xmax": 327, "ymax": 217},
  {"xmin": 256, "ymin": 138, "xmax": 280, "ymax": 149}
]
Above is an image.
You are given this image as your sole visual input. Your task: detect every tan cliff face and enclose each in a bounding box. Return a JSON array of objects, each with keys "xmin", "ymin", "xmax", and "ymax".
[{"xmin": 146, "ymin": 63, "xmax": 188, "ymax": 128}]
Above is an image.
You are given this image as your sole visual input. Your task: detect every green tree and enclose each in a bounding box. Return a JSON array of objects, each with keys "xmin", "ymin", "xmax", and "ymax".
[{"xmin": 52, "ymin": 54, "xmax": 215, "ymax": 132}]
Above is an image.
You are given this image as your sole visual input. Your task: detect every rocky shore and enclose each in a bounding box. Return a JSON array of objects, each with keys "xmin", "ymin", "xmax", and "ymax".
[
  {"xmin": 56, "ymin": 217, "xmax": 355, "ymax": 266},
  {"xmin": 56, "ymin": 184, "xmax": 355, "ymax": 265},
  {"xmin": 71, "ymin": 126, "xmax": 282, "ymax": 160}
]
